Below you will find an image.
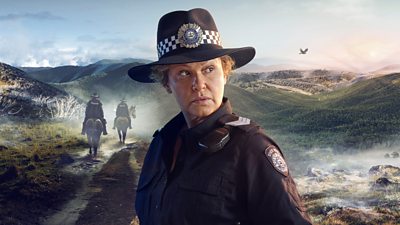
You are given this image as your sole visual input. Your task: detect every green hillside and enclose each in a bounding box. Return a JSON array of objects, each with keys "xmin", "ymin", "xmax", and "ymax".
[{"xmin": 228, "ymin": 73, "xmax": 400, "ymax": 151}]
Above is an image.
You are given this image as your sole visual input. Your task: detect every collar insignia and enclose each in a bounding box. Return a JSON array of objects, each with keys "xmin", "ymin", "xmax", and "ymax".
[
  {"xmin": 178, "ymin": 23, "xmax": 204, "ymax": 48},
  {"xmin": 265, "ymin": 146, "xmax": 288, "ymax": 177}
]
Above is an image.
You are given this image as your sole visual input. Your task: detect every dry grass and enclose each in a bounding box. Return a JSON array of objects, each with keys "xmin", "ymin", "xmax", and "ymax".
[{"xmin": 0, "ymin": 119, "xmax": 87, "ymax": 224}]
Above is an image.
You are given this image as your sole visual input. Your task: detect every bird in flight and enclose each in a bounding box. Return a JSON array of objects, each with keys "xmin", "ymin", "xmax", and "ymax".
[{"xmin": 299, "ymin": 48, "xmax": 308, "ymax": 54}]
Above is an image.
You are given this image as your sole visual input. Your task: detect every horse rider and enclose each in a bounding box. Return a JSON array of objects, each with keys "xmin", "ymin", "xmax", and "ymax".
[
  {"xmin": 81, "ymin": 93, "xmax": 108, "ymax": 135},
  {"xmin": 113, "ymin": 98, "xmax": 132, "ymax": 129}
]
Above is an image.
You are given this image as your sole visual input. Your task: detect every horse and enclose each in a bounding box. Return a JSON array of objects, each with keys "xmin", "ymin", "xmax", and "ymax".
[
  {"xmin": 85, "ymin": 118, "xmax": 103, "ymax": 157},
  {"xmin": 115, "ymin": 116, "xmax": 130, "ymax": 144}
]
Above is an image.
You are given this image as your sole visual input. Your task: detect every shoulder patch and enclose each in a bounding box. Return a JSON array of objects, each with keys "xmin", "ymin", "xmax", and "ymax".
[
  {"xmin": 225, "ymin": 116, "xmax": 250, "ymax": 126},
  {"xmin": 264, "ymin": 145, "xmax": 288, "ymax": 177}
]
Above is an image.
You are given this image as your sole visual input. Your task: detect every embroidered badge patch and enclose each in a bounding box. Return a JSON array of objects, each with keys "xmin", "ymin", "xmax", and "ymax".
[{"xmin": 264, "ymin": 146, "xmax": 288, "ymax": 177}]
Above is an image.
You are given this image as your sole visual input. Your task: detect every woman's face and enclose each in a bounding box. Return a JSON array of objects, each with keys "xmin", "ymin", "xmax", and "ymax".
[{"xmin": 167, "ymin": 58, "xmax": 227, "ymax": 127}]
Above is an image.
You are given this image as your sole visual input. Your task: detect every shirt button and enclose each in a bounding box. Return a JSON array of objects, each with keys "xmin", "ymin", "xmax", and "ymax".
[{"xmin": 155, "ymin": 204, "xmax": 159, "ymax": 209}]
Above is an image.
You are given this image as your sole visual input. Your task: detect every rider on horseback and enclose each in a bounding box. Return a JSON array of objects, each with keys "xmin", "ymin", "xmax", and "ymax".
[
  {"xmin": 113, "ymin": 98, "xmax": 132, "ymax": 129},
  {"xmin": 81, "ymin": 93, "xmax": 108, "ymax": 135}
]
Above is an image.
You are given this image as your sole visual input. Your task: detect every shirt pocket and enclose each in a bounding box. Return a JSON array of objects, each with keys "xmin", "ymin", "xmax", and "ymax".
[{"xmin": 178, "ymin": 172, "xmax": 224, "ymax": 219}]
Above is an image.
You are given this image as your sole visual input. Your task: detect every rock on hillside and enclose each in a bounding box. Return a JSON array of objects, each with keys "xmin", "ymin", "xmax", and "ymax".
[{"xmin": 0, "ymin": 62, "xmax": 84, "ymax": 118}]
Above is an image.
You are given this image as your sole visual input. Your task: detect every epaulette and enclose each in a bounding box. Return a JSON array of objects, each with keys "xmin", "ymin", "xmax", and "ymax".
[
  {"xmin": 225, "ymin": 116, "xmax": 250, "ymax": 126},
  {"xmin": 218, "ymin": 114, "xmax": 257, "ymax": 133}
]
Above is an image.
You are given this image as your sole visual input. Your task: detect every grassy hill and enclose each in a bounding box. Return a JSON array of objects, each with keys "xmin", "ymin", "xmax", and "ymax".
[{"xmin": 230, "ymin": 73, "xmax": 400, "ymax": 151}]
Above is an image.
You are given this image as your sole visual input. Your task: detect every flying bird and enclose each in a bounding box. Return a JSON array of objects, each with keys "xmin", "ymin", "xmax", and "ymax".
[{"xmin": 299, "ymin": 48, "xmax": 308, "ymax": 54}]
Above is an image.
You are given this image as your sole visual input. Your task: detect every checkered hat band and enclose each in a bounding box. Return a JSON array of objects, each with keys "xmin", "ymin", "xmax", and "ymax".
[{"xmin": 157, "ymin": 30, "xmax": 222, "ymax": 58}]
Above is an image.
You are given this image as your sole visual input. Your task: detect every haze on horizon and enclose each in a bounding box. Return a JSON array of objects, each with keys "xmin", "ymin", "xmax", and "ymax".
[{"xmin": 0, "ymin": 0, "xmax": 399, "ymax": 73}]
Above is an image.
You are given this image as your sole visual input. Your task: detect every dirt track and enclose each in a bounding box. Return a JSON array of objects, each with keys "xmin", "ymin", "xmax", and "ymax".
[
  {"xmin": 40, "ymin": 138, "xmax": 148, "ymax": 225},
  {"xmin": 75, "ymin": 149, "xmax": 136, "ymax": 225}
]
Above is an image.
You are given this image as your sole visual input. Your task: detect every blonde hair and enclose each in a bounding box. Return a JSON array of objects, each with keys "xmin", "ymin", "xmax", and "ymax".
[{"xmin": 150, "ymin": 55, "xmax": 236, "ymax": 87}]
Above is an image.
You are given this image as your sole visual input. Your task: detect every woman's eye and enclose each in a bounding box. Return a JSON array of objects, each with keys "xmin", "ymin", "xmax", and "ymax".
[{"xmin": 204, "ymin": 66, "xmax": 214, "ymax": 74}]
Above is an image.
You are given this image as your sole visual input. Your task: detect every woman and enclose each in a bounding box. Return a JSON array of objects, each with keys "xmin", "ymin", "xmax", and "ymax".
[{"xmin": 128, "ymin": 8, "xmax": 312, "ymax": 225}]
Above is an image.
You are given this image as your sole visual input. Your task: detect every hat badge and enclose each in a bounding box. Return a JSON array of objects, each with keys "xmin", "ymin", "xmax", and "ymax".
[{"xmin": 178, "ymin": 23, "xmax": 204, "ymax": 48}]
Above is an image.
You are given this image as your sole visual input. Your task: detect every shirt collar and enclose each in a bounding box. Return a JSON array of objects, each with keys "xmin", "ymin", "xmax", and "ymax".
[
  {"xmin": 181, "ymin": 97, "xmax": 232, "ymax": 140},
  {"xmin": 160, "ymin": 97, "xmax": 232, "ymax": 140}
]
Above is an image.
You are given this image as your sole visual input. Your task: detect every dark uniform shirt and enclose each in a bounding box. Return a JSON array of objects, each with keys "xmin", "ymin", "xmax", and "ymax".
[
  {"xmin": 116, "ymin": 102, "xmax": 130, "ymax": 118},
  {"xmin": 83, "ymin": 98, "xmax": 107, "ymax": 127},
  {"xmin": 135, "ymin": 98, "xmax": 312, "ymax": 225},
  {"xmin": 114, "ymin": 102, "xmax": 132, "ymax": 127}
]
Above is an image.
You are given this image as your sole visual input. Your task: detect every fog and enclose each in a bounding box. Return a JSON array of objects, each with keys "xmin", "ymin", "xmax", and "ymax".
[
  {"xmin": 97, "ymin": 93, "xmax": 179, "ymax": 142},
  {"xmin": 294, "ymin": 146, "xmax": 400, "ymax": 209},
  {"xmin": 298, "ymin": 147, "xmax": 400, "ymax": 174}
]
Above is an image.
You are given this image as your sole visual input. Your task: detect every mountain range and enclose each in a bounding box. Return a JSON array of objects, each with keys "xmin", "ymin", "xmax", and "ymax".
[{"xmin": 21, "ymin": 58, "xmax": 152, "ymax": 83}]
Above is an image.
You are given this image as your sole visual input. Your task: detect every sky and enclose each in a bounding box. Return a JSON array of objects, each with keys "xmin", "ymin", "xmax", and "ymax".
[{"xmin": 0, "ymin": 0, "xmax": 399, "ymax": 72}]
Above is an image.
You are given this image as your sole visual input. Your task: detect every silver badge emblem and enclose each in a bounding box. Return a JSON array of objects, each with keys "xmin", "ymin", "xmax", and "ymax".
[
  {"xmin": 178, "ymin": 23, "xmax": 204, "ymax": 48},
  {"xmin": 264, "ymin": 146, "xmax": 288, "ymax": 176}
]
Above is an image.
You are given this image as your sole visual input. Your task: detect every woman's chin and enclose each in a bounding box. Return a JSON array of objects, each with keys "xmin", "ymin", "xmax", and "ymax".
[{"xmin": 188, "ymin": 106, "xmax": 216, "ymax": 119}]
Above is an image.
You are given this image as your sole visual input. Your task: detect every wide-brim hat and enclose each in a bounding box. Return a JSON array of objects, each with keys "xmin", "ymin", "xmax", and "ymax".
[
  {"xmin": 91, "ymin": 93, "xmax": 99, "ymax": 98},
  {"xmin": 128, "ymin": 8, "xmax": 256, "ymax": 83}
]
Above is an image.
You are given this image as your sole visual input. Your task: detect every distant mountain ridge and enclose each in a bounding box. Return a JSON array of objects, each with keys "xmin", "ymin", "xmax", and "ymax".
[
  {"xmin": 230, "ymin": 69, "xmax": 359, "ymax": 95},
  {"xmin": 22, "ymin": 58, "xmax": 152, "ymax": 83}
]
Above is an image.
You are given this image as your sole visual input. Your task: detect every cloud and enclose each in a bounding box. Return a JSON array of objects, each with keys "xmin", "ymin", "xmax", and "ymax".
[
  {"xmin": 0, "ymin": 11, "xmax": 65, "ymax": 21},
  {"xmin": 303, "ymin": 0, "xmax": 376, "ymax": 21},
  {"xmin": 0, "ymin": 34, "xmax": 156, "ymax": 67}
]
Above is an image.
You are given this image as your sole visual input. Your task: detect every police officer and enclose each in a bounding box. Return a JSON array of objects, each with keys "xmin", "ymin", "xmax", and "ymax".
[
  {"xmin": 127, "ymin": 8, "xmax": 312, "ymax": 225},
  {"xmin": 113, "ymin": 98, "xmax": 132, "ymax": 129},
  {"xmin": 81, "ymin": 93, "xmax": 108, "ymax": 135}
]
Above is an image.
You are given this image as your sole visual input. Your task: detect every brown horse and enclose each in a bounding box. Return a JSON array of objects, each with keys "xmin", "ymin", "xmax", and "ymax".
[{"xmin": 85, "ymin": 118, "xmax": 103, "ymax": 156}]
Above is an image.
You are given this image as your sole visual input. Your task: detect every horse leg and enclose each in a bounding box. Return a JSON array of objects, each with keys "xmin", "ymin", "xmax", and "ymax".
[
  {"xmin": 118, "ymin": 129, "xmax": 122, "ymax": 143},
  {"xmin": 123, "ymin": 130, "xmax": 127, "ymax": 144},
  {"xmin": 87, "ymin": 134, "xmax": 92, "ymax": 155}
]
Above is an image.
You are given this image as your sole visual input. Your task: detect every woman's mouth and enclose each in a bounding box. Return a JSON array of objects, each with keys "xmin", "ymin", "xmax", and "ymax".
[{"xmin": 191, "ymin": 97, "xmax": 211, "ymax": 104}]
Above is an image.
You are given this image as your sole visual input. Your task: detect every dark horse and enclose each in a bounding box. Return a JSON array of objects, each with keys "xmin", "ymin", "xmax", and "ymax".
[
  {"xmin": 85, "ymin": 118, "xmax": 103, "ymax": 157},
  {"xmin": 115, "ymin": 116, "xmax": 130, "ymax": 144}
]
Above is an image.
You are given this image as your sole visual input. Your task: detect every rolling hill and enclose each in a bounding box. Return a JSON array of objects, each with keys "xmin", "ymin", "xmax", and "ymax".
[{"xmin": 0, "ymin": 62, "xmax": 83, "ymax": 119}]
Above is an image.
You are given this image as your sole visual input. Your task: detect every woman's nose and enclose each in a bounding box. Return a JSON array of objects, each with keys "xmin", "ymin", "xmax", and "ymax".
[{"xmin": 192, "ymin": 73, "xmax": 206, "ymax": 91}]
